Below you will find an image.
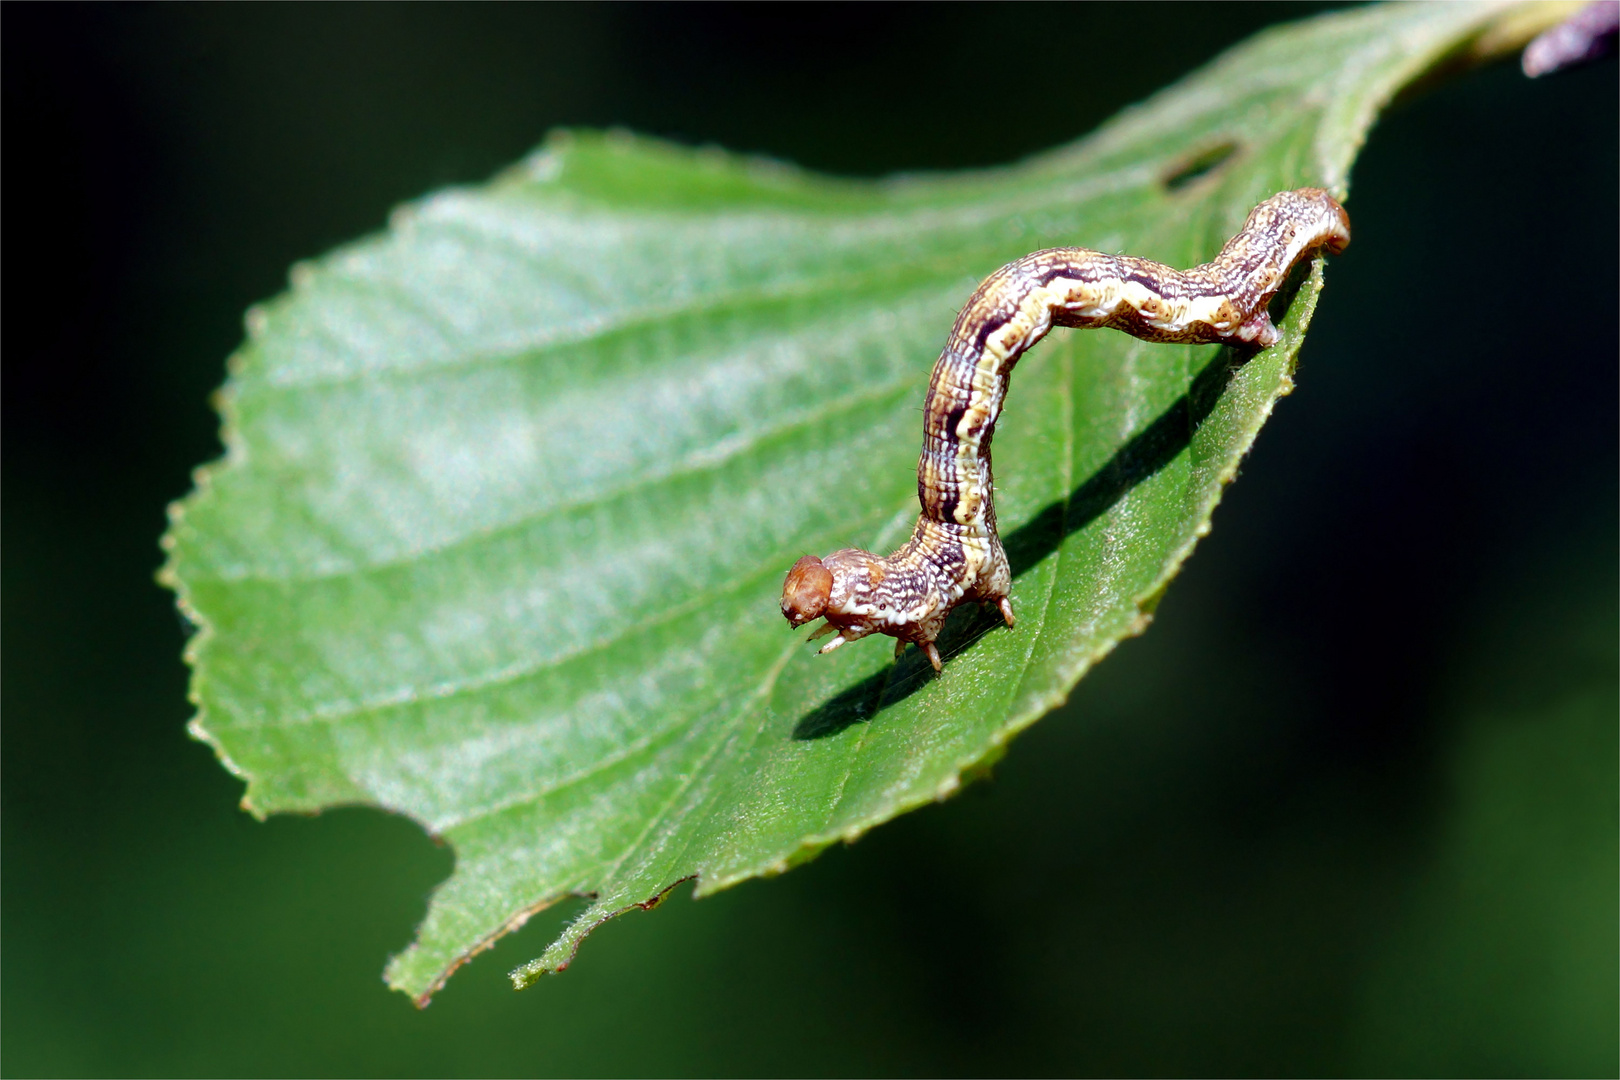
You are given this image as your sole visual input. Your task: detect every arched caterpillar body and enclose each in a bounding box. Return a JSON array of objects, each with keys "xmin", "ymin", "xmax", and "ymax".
[{"xmin": 781, "ymin": 188, "xmax": 1351, "ymax": 672}]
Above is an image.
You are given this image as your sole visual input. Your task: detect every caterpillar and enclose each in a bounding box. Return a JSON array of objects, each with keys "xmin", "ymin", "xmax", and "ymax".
[{"xmin": 780, "ymin": 187, "xmax": 1351, "ymax": 672}]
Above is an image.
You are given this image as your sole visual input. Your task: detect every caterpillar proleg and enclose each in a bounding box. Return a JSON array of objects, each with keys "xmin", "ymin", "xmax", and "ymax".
[{"xmin": 781, "ymin": 188, "xmax": 1351, "ymax": 671}]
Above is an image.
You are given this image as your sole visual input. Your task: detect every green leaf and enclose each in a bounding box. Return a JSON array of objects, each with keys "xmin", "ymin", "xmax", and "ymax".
[{"xmin": 162, "ymin": 2, "xmax": 1564, "ymax": 1004}]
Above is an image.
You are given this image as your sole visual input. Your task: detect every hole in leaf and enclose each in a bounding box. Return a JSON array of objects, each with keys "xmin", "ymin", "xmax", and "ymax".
[{"xmin": 1161, "ymin": 140, "xmax": 1242, "ymax": 191}]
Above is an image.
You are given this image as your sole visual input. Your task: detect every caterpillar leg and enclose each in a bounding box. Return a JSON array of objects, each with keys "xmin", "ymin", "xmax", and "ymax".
[
  {"xmin": 997, "ymin": 597, "xmax": 1016, "ymax": 628},
  {"xmin": 816, "ymin": 633, "xmax": 847, "ymax": 655},
  {"xmin": 1236, "ymin": 311, "xmax": 1279, "ymax": 347},
  {"xmin": 895, "ymin": 636, "xmax": 943, "ymax": 673}
]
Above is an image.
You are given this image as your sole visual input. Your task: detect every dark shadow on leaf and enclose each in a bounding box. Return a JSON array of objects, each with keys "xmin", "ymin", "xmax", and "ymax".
[
  {"xmin": 790, "ymin": 600, "xmax": 1011, "ymax": 740},
  {"xmin": 1003, "ymin": 344, "xmax": 1244, "ymax": 577},
  {"xmin": 789, "ymin": 666, "xmax": 899, "ymax": 742},
  {"xmin": 792, "ymin": 261, "xmax": 1315, "ymax": 741}
]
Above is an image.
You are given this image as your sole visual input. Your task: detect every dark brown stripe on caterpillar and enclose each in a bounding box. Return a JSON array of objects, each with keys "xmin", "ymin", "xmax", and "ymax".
[{"xmin": 782, "ymin": 188, "xmax": 1351, "ymax": 672}]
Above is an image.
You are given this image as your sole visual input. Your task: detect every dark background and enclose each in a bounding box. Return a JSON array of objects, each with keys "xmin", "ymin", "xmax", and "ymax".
[{"xmin": 4, "ymin": 4, "xmax": 1615, "ymax": 1076}]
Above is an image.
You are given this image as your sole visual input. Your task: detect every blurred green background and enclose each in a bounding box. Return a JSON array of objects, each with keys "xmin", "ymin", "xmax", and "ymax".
[{"xmin": 4, "ymin": 4, "xmax": 1615, "ymax": 1076}]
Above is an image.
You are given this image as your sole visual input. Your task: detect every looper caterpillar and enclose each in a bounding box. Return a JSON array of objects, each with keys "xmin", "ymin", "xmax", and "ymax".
[{"xmin": 780, "ymin": 188, "xmax": 1351, "ymax": 671}]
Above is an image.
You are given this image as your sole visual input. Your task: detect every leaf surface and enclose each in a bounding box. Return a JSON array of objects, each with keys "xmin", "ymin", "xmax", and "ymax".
[{"xmin": 162, "ymin": 2, "xmax": 1560, "ymax": 1002}]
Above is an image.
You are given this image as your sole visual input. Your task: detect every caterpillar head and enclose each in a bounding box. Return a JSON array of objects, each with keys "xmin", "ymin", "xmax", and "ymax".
[{"xmin": 780, "ymin": 555, "xmax": 834, "ymax": 627}]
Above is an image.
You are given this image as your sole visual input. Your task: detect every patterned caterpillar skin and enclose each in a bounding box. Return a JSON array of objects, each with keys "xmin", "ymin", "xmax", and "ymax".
[{"xmin": 782, "ymin": 188, "xmax": 1351, "ymax": 671}]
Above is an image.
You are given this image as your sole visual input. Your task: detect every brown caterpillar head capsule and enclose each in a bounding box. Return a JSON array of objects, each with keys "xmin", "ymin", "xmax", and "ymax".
[{"xmin": 780, "ymin": 555, "xmax": 833, "ymax": 627}]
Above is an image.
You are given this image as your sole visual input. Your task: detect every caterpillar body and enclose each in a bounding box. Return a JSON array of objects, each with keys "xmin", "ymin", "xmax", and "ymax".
[{"xmin": 780, "ymin": 187, "xmax": 1351, "ymax": 672}]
